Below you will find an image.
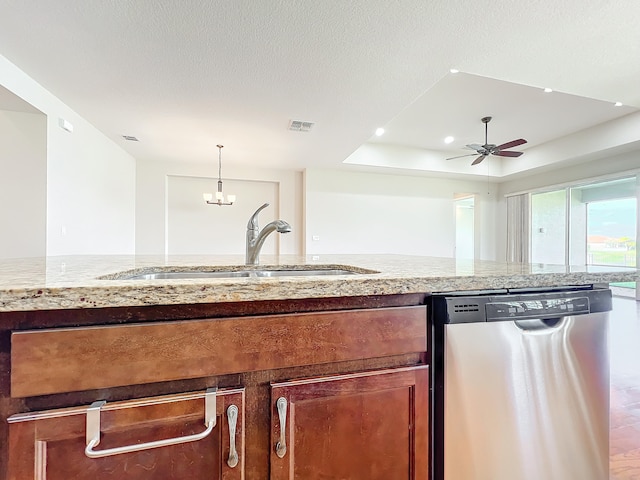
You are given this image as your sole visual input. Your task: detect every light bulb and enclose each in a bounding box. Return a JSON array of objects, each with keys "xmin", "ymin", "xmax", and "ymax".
[
  {"xmin": 227, "ymin": 195, "xmax": 236, "ymax": 203},
  {"xmin": 215, "ymin": 191, "xmax": 223, "ymax": 200},
  {"xmin": 203, "ymin": 193, "xmax": 213, "ymax": 202}
]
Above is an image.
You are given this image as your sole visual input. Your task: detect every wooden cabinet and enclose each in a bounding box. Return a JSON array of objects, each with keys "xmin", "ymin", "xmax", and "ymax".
[
  {"xmin": 7, "ymin": 388, "xmax": 245, "ymax": 480},
  {"xmin": 10, "ymin": 306, "xmax": 426, "ymax": 397},
  {"xmin": 7, "ymin": 366, "xmax": 429, "ymax": 480},
  {"xmin": 1, "ymin": 298, "xmax": 429, "ymax": 480},
  {"xmin": 270, "ymin": 365, "xmax": 429, "ymax": 480}
]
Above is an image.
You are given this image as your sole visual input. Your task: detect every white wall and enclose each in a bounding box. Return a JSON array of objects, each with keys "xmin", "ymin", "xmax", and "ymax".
[
  {"xmin": 136, "ymin": 158, "xmax": 302, "ymax": 255},
  {"xmin": 344, "ymin": 142, "xmax": 504, "ymax": 178},
  {"xmin": 500, "ymin": 150, "xmax": 640, "ymax": 197},
  {"xmin": 530, "ymin": 190, "xmax": 567, "ymax": 264},
  {"xmin": 0, "ymin": 54, "xmax": 136, "ymax": 255},
  {"xmin": 305, "ymin": 168, "xmax": 498, "ymax": 259},
  {"xmin": 500, "ymin": 112, "xmax": 640, "ymax": 178},
  {"xmin": 0, "ymin": 109, "xmax": 47, "ymax": 258},
  {"xmin": 166, "ymin": 176, "xmax": 279, "ymax": 255}
]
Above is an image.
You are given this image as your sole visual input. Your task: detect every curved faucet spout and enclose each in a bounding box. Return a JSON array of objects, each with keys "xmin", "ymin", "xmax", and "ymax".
[{"xmin": 246, "ymin": 203, "xmax": 291, "ymax": 265}]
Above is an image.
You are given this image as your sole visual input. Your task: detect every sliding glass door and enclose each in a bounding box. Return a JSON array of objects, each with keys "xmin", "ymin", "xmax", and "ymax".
[
  {"xmin": 530, "ymin": 177, "xmax": 637, "ymax": 265},
  {"xmin": 529, "ymin": 175, "xmax": 637, "ymax": 298},
  {"xmin": 586, "ymin": 198, "xmax": 636, "ymax": 267},
  {"xmin": 572, "ymin": 177, "xmax": 637, "ymax": 267}
]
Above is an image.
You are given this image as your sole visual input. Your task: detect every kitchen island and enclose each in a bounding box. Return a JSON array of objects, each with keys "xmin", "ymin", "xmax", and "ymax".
[
  {"xmin": 1, "ymin": 254, "xmax": 636, "ymax": 312},
  {"xmin": 0, "ymin": 254, "xmax": 637, "ymax": 479}
]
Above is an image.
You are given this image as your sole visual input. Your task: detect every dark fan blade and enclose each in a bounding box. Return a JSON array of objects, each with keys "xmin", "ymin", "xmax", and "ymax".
[
  {"xmin": 495, "ymin": 138, "xmax": 527, "ymax": 150},
  {"xmin": 493, "ymin": 150, "xmax": 523, "ymax": 158},
  {"xmin": 465, "ymin": 143, "xmax": 484, "ymax": 152},
  {"xmin": 446, "ymin": 153, "xmax": 478, "ymax": 160},
  {"xmin": 471, "ymin": 155, "xmax": 487, "ymax": 166}
]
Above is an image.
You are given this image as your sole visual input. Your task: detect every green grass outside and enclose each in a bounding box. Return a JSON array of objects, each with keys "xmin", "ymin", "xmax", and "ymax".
[{"xmin": 588, "ymin": 250, "xmax": 637, "ymax": 267}]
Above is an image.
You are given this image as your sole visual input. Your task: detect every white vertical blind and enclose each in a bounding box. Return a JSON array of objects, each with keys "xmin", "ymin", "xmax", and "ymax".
[{"xmin": 506, "ymin": 194, "xmax": 530, "ymax": 263}]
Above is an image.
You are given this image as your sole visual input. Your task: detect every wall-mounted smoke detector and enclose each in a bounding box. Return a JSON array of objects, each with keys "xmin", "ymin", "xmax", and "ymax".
[
  {"xmin": 122, "ymin": 135, "xmax": 139, "ymax": 141},
  {"xmin": 288, "ymin": 120, "xmax": 314, "ymax": 132}
]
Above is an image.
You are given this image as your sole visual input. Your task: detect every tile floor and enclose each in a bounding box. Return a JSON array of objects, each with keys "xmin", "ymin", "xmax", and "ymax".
[{"xmin": 610, "ymin": 296, "xmax": 640, "ymax": 479}]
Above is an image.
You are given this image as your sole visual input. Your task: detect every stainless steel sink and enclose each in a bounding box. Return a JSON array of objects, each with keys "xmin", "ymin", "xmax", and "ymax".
[{"xmin": 120, "ymin": 268, "xmax": 364, "ymax": 280}]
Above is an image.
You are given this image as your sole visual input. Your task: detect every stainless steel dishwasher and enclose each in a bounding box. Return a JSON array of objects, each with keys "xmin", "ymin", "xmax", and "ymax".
[{"xmin": 431, "ymin": 285, "xmax": 612, "ymax": 480}]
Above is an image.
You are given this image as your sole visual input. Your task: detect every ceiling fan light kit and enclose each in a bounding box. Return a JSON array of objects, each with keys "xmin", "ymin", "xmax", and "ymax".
[{"xmin": 446, "ymin": 116, "xmax": 527, "ymax": 165}]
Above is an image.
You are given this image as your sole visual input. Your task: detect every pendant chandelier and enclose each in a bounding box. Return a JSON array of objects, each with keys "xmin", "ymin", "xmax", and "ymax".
[{"xmin": 203, "ymin": 144, "xmax": 235, "ymax": 206}]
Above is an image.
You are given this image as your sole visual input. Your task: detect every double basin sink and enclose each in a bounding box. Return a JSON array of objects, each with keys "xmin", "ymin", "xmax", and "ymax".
[{"xmin": 108, "ymin": 265, "xmax": 377, "ymax": 281}]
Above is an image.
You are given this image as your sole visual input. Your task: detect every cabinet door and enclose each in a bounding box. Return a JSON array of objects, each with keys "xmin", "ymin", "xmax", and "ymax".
[
  {"xmin": 8, "ymin": 388, "xmax": 244, "ymax": 480},
  {"xmin": 270, "ymin": 365, "xmax": 429, "ymax": 480}
]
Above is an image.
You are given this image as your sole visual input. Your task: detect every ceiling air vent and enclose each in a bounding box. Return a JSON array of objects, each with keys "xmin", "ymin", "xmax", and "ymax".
[
  {"xmin": 122, "ymin": 135, "xmax": 139, "ymax": 141},
  {"xmin": 288, "ymin": 120, "xmax": 314, "ymax": 132}
]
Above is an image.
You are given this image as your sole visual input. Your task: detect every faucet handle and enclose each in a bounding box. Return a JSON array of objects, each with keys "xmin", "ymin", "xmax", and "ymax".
[{"xmin": 247, "ymin": 203, "xmax": 270, "ymax": 230}]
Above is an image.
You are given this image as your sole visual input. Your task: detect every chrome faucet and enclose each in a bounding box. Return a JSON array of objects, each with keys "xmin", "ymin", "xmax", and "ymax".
[{"xmin": 246, "ymin": 203, "xmax": 291, "ymax": 265}]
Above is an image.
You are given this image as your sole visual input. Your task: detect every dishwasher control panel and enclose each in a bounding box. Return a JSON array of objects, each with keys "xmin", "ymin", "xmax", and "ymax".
[
  {"xmin": 486, "ymin": 296, "xmax": 590, "ymax": 321},
  {"xmin": 435, "ymin": 287, "xmax": 612, "ymax": 324}
]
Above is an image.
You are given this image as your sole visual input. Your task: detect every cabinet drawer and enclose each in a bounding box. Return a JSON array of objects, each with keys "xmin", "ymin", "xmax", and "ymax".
[
  {"xmin": 8, "ymin": 387, "xmax": 245, "ymax": 480},
  {"xmin": 11, "ymin": 306, "xmax": 426, "ymax": 397}
]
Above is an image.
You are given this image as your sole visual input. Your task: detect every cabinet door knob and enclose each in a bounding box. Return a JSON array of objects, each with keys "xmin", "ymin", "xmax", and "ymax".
[
  {"xmin": 275, "ymin": 397, "xmax": 288, "ymax": 458},
  {"xmin": 227, "ymin": 404, "xmax": 239, "ymax": 468},
  {"xmin": 85, "ymin": 387, "xmax": 217, "ymax": 458}
]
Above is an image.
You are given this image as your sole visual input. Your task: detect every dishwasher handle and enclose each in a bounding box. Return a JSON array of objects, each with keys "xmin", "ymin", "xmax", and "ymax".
[{"xmin": 513, "ymin": 317, "xmax": 566, "ymax": 331}]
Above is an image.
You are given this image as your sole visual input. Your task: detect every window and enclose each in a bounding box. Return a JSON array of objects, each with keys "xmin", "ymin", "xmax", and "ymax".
[{"xmin": 572, "ymin": 178, "xmax": 637, "ymax": 267}]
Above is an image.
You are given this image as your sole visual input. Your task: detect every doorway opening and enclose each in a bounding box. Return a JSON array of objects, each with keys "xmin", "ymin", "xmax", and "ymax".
[{"xmin": 454, "ymin": 195, "xmax": 475, "ymax": 259}]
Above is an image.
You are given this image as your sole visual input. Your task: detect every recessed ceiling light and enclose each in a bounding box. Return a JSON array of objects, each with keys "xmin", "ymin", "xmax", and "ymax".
[
  {"xmin": 614, "ymin": 101, "xmax": 623, "ymax": 107},
  {"xmin": 543, "ymin": 87, "xmax": 553, "ymax": 93},
  {"xmin": 122, "ymin": 135, "xmax": 139, "ymax": 141},
  {"xmin": 375, "ymin": 127, "xmax": 385, "ymax": 136},
  {"xmin": 449, "ymin": 68, "xmax": 459, "ymax": 74},
  {"xmin": 444, "ymin": 136, "xmax": 455, "ymax": 144}
]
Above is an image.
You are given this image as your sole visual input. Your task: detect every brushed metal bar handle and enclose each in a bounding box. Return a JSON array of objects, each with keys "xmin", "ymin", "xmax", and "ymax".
[
  {"xmin": 275, "ymin": 396, "xmax": 287, "ymax": 458},
  {"xmin": 227, "ymin": 404, "xmax": 239, "ymax": 468},
  {"xmin": 85, "ymin": 387, "xmax": 217, "ymax": 459}
]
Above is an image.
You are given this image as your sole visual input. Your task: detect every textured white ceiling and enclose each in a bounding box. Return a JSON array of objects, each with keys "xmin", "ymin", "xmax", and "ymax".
[
  {"xmin": 370, "ymin": 73, "xmax": 636, "ymax": 151},
  {"xmin": 364, "ymin": 72, "xmax": 637, "ymax": 175},
  {"xmin": 0, "ymin": 0, "xmax": 639, "ymax": 175}
]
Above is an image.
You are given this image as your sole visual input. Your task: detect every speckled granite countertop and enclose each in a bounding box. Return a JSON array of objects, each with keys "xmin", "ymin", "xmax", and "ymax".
[{"xmin": 0, "ymin": 254, "xmax": 637, "ymax": 312}]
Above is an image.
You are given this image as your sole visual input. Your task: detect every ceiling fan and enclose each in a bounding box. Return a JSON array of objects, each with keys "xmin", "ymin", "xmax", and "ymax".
[{"xmin": 446, "ymin": 116, "xmax": 527, "ymax": 165}]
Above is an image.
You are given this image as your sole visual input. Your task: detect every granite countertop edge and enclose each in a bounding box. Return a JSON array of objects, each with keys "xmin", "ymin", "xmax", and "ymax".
[{"xmin": 1, "ymin": 254, "xmax": 638, "ymax": 312}]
